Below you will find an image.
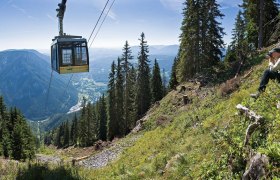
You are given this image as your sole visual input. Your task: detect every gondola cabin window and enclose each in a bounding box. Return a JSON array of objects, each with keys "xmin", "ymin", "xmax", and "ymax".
[{"xmin": 62, "ymin": 49, "xmax": 72, "ymax": 65}]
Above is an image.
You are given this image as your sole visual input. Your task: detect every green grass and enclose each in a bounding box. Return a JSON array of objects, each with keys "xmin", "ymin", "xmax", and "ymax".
[{"xmin": 2, "ymin": 51, "xmax": 280, "ymax": 179}]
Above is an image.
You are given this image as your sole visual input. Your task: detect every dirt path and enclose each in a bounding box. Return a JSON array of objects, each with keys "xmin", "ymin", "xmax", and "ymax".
[
  {"xmin": 77, "ymin": 134, "xmax": 142, "ymax": 169},
  {"xmin": 35, "ymin": 134, "xmax": 142, "ymax": 169}
]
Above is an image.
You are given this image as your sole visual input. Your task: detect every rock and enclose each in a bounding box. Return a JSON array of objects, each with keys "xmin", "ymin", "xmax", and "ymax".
[
  {"xmin": 156, "ymin": 116, "xmax": 171, "ymax": 126},
  {"xmin": 242, "ymin": 153, "xmax": 269, "ymax": 180},
  {"xmin": 164, "ymin": 154, "xmax": 184, "ymax": 171}
]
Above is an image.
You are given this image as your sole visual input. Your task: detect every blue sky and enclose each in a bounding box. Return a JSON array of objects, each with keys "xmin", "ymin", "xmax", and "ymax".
[{"xmin": 0, "ymin": 0, "xmax": 242, "ymax": 51}]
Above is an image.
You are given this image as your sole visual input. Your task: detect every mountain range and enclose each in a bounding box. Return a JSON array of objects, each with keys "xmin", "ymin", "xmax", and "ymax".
[
  {"xmin": 0, "ymin": 50, "xmax": 78, "ymax": 120},
  {"xmin": 0, "ymin": 45, "xmax": 178, "ymax": 122}
]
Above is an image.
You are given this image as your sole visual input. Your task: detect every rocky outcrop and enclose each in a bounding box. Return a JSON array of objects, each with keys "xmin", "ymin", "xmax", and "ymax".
[{"xmin": 242, "ymin": 153, "xmax": 269, "ymax": 180}]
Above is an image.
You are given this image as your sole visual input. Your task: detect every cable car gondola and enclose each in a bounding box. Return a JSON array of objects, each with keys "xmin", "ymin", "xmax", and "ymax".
[{"xmin": 51, "ymin": 0, "xmax": 89, "ymax": 74}]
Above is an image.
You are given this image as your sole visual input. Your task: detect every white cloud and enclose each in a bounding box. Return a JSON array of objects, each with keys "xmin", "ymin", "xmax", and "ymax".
[
  {"xmin": 160, "ymin": 0, "xmax": 184, "ymax": 12},
  {"xmin": 11, "ymin": 4, "xmax": 26, "ymax": 14},
  {"xmin": 92, "ymin": 0, "xmax": 118, "ymax": 21},
  {"xmin": 46, "ymin": 13, "xmax": 56, "ymax": 22}
]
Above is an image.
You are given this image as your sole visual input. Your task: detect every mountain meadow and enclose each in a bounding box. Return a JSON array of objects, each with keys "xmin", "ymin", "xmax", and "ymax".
[{"xmin": 1, "ymin": 0, "xmax": 280, "ymax": 179}]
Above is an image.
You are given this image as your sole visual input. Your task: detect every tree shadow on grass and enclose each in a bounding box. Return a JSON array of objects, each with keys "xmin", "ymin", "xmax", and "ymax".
[{"xmin": 16, "ymin": 164, "xmax": 81, "ymax": 180}]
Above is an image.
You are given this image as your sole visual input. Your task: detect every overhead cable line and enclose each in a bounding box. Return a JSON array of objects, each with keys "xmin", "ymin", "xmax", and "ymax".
[
  {"xmin": 88, "ymin": 0, "xmax": 111, "ymax": 42},
  {"xmin": 45, "ymin": 69, "xmax": 54, "ymax": 114},
  {"xmin": 89, "ymin": 0, "xmax": 116, "ymax": 48}
]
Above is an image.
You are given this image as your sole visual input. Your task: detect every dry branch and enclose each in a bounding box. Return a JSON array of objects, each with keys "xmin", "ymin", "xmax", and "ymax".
[{"xmin": 236, "ymin": 104, "xmax": 264, "ymax": 146}]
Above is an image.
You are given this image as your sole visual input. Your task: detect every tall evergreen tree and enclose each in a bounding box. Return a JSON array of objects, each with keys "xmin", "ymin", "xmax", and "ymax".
[
  {"xmin": 178, "ymin": 0, "xmax": 200, "ymax": 80},
  {"xmin": 136, "ymin": 32, "xmax": 151, "ymax": 118},
  {"xmin": 0, "ymin": 97, "xmax": 35, "ymax": 160},
  {"xmin": 121, "ymin": 41, "xmax": 134, "ymax": 135},
  {"xmin": 162, "ymin": 68, "xmax": 168, "ymax": 96},
  {"xmin": 178, "ymin": 0, "xmax": 225, "ymax": 81},
  {"xmin": 127, "ymin": 66, "xmax": 137, "ymax": 131},
  {"xmin": 169, "ymin": 57, "xmax": 179, "ymax": 90},
  {"xmin": 107, "ymin": 61, "xmax": 118, "ymax": 141},
  {"xmin": 116, "ymin": 57, "xmax": 125, "ymax": 136},
  {"xmin": 78, "ymin": 98, "xmax": 88, "ymax": 147},
  {"xmin": 151, "ymin": 59, "xmax": 163, "ymax": 103},
  {"xmin": 99, "ymin": 95, "xmax": 107, "ymax": 141},
  {"xmin": 70, "ymin": 114, "xmax": 78, "ymax": 145},
  {"xmin": 224, "ymin": 11, "xmax": 246, "ymax": 64},
  {"xmin": 63, "ymin": 120, "xmax": 70, "ymax": 147},
  {"xmin": 242, "ymin": 0, "xmax": 279, "ymax": 48},
  {"xmin": 203, "ymin": 0, "xmax": 225, "ymax": 66}
]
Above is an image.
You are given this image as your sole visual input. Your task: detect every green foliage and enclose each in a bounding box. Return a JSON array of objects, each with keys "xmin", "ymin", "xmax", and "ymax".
[
  {"xmin": 169, "ymin": 57, "xmax": 179, "ymax": 90},
  {"xmin": 151, "ymin": 59, "xmax": 163, "ymax": 103},
  {"xmin": 136, "ymin": 32, "xmax": 151, "ymax": 118},
  {"xmin": 0, "ymin": 97, "xmax": 36, "ymax": 161},
  {"xmin": 178, "ymin": 0, "xmax": 225, "ymax": 81},
  {"xmin": 16, "ymin": 164, "xmax": 80, "ymax": 180}
]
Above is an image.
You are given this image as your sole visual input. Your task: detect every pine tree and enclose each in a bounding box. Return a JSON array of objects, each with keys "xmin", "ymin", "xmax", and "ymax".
[
  {"xmin": 0, "ymin": 97, "xmax": 35, "ymax": 160},
  {"xmin": 169, "ymin": 57, "xmax": 179, "ymax": 90},
  {"xmin": 2, "ymin": 121, "xmax": 11, "ymax": 158},
  {"xmin": 86, "ymin": 103, "xmax": 95, "ymax": 146},
  {"xmin": 121, "ymin": 41, "xmax": 134, "ymax": 135},
  {"xmin": 99, "ymin": 95, "xmax": 107, "ymax": 141},
  {"xmin": 63, "ymin": 120, "xmax": 70, "ymax": 147},
  {"xmin": 116, "ymin": 57, "xmax": 125, "ymax": 136},
  {"xmin": 151, "ymin": 59, "xmax": 163, "ymax": 103},
  {"xmin": 178, "ymin": 0, "xmax": 200, "ymax": 80},
  {"xmin": 107, "ymin": 61, "xmax": 118, "ymax": 141},
  {"xmin": 136, "ymin": 32, "xmax": 151, "ymax": 118},
  {"xmin": 203, "ymin": 0, "xmax": 225, "ymax": 66},
  {"xmin": 79, "ymin": 99, "xmax": 88, "ymax": 147},
  {"xmin": 70, "ymin": 114, "xmax": 78, "ymax": 145},
  {"xmin": 224, "ymin": 11, "xmax": 246, "ymax": 64},
  {"xmin": 178, "ymin": 0, "xmax": 224, "ymax": 81},
  {"xmin": 127, "ymin": 66, "xmax": 137, "ymax": 131},
  {"xmin": 55, "ymin": 124, "xmax": 63, "ymax": 148},
  {"xmin": 242, "ymin": 0, "xmax": 279, "ymax": 48},
  {"xmin": 162, "ymin": 68, "xmax": 167, "ymax": 96}
]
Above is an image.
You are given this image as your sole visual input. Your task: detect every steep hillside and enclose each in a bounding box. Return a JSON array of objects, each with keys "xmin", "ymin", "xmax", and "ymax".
[
  {"xmin": 70, "ymin": 50, "xmax": 279, "ymax": 179},
  {"xmin": 0, "ymin": 50, "xmax": 78, "ymax": 120},
  {"xmin": 9, "ymin": 50, "xmax": 280, "ymax": 179}
]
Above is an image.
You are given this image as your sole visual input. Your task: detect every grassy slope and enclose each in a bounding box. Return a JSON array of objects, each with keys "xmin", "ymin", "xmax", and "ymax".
[
  {"xmin": 8, "ymin": 50, "xmax": 280, "ymax": 179},
  {"xmin": 76, "ymin": 51, "xmax": 280, "ymax": 179}
]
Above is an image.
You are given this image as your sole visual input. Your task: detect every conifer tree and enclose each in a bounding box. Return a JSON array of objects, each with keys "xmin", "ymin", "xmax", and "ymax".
[
  {"xmin": 162, "ymin": 68, "xmax": 167, "ymax": 96},
  {"xmin": 242, "ymin": 0, "xmax": 278, "ymax": 48},
  {"xmin": 127, "ymin": 66, "xmax": 137, "ymax": 131},
  {"xmin": 107, "ymin": 61, "xmax": 118, "ymax": 141},
  {"xmin": 203, "ymin": 0, "xmax": 225, "ymax": 66},
  {"xmin": 178, "ymin": 0, "xmax": 200, "ymax": 80},
  {"xmin": 169, "ymin": 57, "xmax": 179, "ymax": 90},
  {"xmin": 63, "ymin": 120, "xmax": 70, "ymax": 147},
  {"xmin": 78, "ymin": 98, "xmax": 88, "ymax": 147},
  {"xmin": 151, "ymin": 59, "xmax": 163, "ymax": 103},
  {"xmin": 99, "ymin": 95, "xmax": 107, "ymax": 141},
  {"xmin": 116, "ymin": 57, "xmax": 125, "ymax": 136},
  {"xmin": 85, "ymin": 103, "xmax": 95, "ymax": 146},
  {"xmin": 136, "ymin": 32, "xmax": 151, "ymax": 118},
  {"xmin": 70, "ymin": 114, "xmax": 78, "ymax": 145},
  {"xmin": 178, "ymin": 0, "xmax": 224, "ymax": 80},
  {"xmin": 224, "ymin": 11, "xmax": 246, "ymax": 64},
  {"xmin": 0, "ymin": 97, "xmax": 35, "ymax": 160},
  {"xmin": 55, "ymin": 124, "xmax": 63, "ymax": 148},
  {"xmin": 121, "ymin": 41, "xmax": 134, "ymax": 135}
]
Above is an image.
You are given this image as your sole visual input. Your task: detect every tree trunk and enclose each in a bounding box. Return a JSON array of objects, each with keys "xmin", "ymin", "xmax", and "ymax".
[{"xmin": 258, "ymin": 0, "xmax": 264, "ymax": 49}]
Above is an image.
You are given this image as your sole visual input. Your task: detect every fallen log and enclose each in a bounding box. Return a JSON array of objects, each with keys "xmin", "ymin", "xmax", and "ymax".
[
  {"xmin": 72, "ymin": 155, "xmax": 90, "ymax": 166},
  {"xmin": 236, "ymin": 104, "xmax": 264, "ymax": 146}
]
